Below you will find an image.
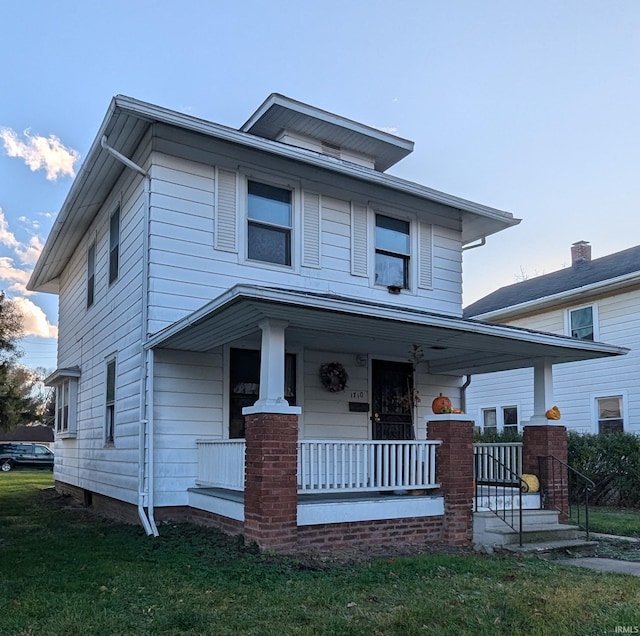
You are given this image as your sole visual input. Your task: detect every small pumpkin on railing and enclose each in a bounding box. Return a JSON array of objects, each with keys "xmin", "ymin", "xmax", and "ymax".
[{"xmin": 432, "ymin": 393, "xmax": 452, "ymax": 414}]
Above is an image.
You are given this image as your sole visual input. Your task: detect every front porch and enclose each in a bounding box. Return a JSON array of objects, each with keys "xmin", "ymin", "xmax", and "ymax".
[{"xmin": 191, "ymin": 438, "xmax": 445, "ymax": 526}]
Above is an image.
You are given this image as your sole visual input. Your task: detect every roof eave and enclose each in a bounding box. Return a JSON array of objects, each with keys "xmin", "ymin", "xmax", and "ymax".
[{"xmin": 471, "ymin": 270, "xmax": 640, "ymax": 321}]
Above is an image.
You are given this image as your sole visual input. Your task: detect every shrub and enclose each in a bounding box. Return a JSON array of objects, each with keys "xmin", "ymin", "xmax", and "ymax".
[
  {"xmin": 473, "ymin": 428, "xmax": 523, "ymax": 443},
  {"xmin": 568, "ymin": 431, "xmax": 640, "ymax": 508}
]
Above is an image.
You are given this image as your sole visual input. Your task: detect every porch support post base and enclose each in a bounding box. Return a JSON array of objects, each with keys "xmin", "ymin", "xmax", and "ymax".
[
  {"xmin": 427, "ymin": 418, "xmax": 474, "ymax": 546},
  {"xmin": 243, "ymin": 411, "xmax": 298, "ymax": 552},
  {"xmin": 523, "ymin": 425, "xmax": 569, "ymax": 521}
]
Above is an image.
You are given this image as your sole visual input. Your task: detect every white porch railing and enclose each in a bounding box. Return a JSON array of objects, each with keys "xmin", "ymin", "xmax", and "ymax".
[
  {"xmin": 196, "ymin": 439, "xmax": 246, "ymax": 490},
  {"xmin": 473, "ymin": 442, "xmax": 523, "ymax": 483},
  {"xmin": 196, "ymin": 439, "xmax": 442, "ymax": 494},
  {"xmin": 298, "ymin": 440, "xmax": 441, "ymax": 493}
]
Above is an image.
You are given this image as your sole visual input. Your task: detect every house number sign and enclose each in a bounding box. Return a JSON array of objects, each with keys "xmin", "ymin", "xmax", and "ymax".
[{"xmin": 350, "ymin": 390, "xmax": 367, "ymax": 400}]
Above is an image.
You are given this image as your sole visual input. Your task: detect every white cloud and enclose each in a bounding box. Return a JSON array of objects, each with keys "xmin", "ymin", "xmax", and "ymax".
[
  {"xmin": 15, "ymin": 235, "xmax": 43, "ymax": 265},
  {"xmin": 0, "ymin": 127, "xmax": 80, "ymax": 181},
  {"xmin": 12, "ymin": 297, "xmax": 58, "ymax": 339},
  {"xmin": 0, "ymin": 256, "xmax": 31, "ymax": 291},
  {"xmin": 0, "ymin": 208, "xmax": 19, "ymax": 248}
]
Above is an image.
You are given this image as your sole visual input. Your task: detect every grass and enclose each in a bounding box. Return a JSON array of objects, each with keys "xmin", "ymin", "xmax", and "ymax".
[
  {"xmin": 586, "ymin": 507, "xmax": 640, "ymax": 538},
  {"xmin": 2, "ymin": 472, "xmax": 640, "ymax": 635}
]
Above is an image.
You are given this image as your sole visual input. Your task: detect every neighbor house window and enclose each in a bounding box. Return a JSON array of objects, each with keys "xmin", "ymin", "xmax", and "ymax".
[
  {"xmin": 596, "ymin": 395, "xmax": 623, "ymax": 434},
  {"xmin": 482, "ymin": 408, "xmax": 497, "ymax": 432},
  {"xmin": 502, "ymin": 406, "xmax": 519, "ymax": 432},
  {"xmin": 375, "ymin": 214, "xmax": 410, "ymax": 288},
  {"xmin": 105, "ymin": 359, "xmax": 116, "ymax": 443},
  {"xmin": 109, "ymin": 207, "xmax": 120, "ymax": 284},
  {"xmin": 87, "ymin": 242, "xmax": 96, "ymax": 308},
  {"xmin": 247, "ymin": 181, "xmax": 292, "ymax": 266},
  {"xmin": 569, "ymin": 305, "xmax": 595, "ymax": 341},
  {"xmin": 481, "ymin": 405, "xmax": 519, "ymax": 433}
]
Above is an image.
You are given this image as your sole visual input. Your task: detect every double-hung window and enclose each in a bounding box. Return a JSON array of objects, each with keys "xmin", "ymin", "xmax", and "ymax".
[
  {"xmin": 596, "ymin": 395, "xmax": 624, "ymax": 434},
  {"xmin": 375, "ymin": 214, "xmax": 410, "ymax": 289},
  {"xmin": 105, "ymin": 359, "xmax": 116, "ymax": 444},
  {"xmin": 568, "ymin": 305, "xmax": 595, "ymax": 341},
  {"xmin": 247, "ymin": 181, "xmax": 292, "ymax": 266},
  {"xmin": 57, "ymin": 380, "xmax": 70, "ymax": 433},
  {"xmin": 109, "ymin": 207, "xmax": 120, "ymax": 285}
]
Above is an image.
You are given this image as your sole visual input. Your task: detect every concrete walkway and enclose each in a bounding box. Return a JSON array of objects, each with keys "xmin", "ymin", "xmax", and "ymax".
[{"xmin": 556, "ymin": 557, "xmax": 640, "ymax": 577}]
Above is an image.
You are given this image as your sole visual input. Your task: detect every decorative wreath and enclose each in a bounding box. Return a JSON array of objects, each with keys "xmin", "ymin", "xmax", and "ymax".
[{"xmin": 319, "ymin": 362, "xmax": 349, "ymax": 393}]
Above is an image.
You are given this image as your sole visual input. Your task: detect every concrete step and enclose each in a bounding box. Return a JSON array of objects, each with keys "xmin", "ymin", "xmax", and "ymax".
[
  {"xmin": 473, "ymin": 509, "xmax": 584, "ymax": 547},
  {"xmin": 474, "ymin": 509, "xmax": 560, "ymax": 531}
]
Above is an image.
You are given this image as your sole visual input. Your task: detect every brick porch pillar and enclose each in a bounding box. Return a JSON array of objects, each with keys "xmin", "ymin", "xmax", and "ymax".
[
  {"xmin": 243, "ymin": 412, "xmax": 299, "ymax": 551},
  {"xmin": 427, "ymin": 418, "xmax": 474, "ymax": 546},
  {"xmin": 523, "ymin": 425, "xmax": 569, "ymax": 521}
]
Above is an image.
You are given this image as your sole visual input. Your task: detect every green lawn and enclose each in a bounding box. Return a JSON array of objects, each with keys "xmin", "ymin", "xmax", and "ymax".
[
  {"xmin": 586, "ymin": 506, "xmax": 640, "ymax": 538},
  {"xmin": 1, "ymin": 472, "xmax": 640, "ymax": 635}
]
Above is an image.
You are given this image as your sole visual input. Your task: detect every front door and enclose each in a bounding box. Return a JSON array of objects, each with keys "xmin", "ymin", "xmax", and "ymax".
[{"xmin": 371, "ymin": 359, "xmax": 414, "ymax": 440}]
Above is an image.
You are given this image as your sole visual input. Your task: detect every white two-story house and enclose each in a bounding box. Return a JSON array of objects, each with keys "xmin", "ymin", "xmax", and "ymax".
[
  {"xmin": 29, "ymin": 95, "xmax": 625, "ymax": 551},
  {"xmin": 465, "ymin": 241, "xmax": 640, "ymax": 436}
]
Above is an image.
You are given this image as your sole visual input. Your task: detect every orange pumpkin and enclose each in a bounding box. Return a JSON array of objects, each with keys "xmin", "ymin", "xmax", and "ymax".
[{"xmin": 432, "ymin": 393, "xmax": 452, "ymax": 414}]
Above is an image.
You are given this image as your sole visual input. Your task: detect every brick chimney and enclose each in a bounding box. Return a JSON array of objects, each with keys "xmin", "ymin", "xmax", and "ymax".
[{"xmin": 571, "ymin": 240, "xmax": 591, "ymax": 265}]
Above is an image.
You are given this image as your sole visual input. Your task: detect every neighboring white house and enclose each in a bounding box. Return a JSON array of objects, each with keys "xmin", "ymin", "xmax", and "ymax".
[
  {"xmin": 28, "ymin": 96, "xmax": 626, "ymax": 551},
  {"xmin": 464, "ymin": 241, "xmax": 640, "ymax": 435}
]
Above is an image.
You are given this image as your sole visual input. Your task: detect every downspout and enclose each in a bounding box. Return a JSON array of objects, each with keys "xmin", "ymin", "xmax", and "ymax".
[
  {"xmin": 101, "ymin": 136, "xmax": 158, "ymax": 536},
  {"xmin": 460, "ymin": 375, "xmax": 471, "ymax": 415}
]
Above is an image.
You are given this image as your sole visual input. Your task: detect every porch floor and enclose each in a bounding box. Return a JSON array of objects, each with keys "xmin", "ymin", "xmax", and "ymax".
[{"xmin": 187, "ymin": 487, "xmax": 445, "ymax": 526}]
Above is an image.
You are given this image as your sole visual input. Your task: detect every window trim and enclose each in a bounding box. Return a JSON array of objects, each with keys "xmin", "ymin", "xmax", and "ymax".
[
  {"xmin": 105, "ymin": 358, "xmax": 117, "ymax": 445},
  {"xmin": 565, "ymin": 303, "xmax": 599, "ymax": 341},
  {"xmin": 374, "ymin": 212, "xmax": 411, "ymax": 290},
  {"xmin": 246, "ymin": 179, "xmax": 294, "ymax": 268}
]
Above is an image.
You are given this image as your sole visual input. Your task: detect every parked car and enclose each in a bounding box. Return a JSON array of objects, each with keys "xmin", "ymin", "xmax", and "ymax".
[{"xmin": 0, "ymin": 443, "xmax": 54, "ymax": 471}]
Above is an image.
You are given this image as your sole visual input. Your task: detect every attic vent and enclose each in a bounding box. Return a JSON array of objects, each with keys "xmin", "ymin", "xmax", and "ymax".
[{"xmin": 321, "ymin": 141, "xmax": 341, "ymax": 158}]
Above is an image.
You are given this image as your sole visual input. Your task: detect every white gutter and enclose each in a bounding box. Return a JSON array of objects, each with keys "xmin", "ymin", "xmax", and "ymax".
[{"xmin": 101, "ymin": 136, "xmax": 158, "ymax": 537}]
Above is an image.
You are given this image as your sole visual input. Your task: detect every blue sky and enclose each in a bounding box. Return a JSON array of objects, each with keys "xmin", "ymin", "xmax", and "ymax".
[{"xmin": 2, "ymin": 0, "xmax": 639, "ymax": 371}]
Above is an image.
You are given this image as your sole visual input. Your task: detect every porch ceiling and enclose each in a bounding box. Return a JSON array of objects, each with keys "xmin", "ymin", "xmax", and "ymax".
[{"xmin": 145, "ymin": 286, "xmax": 627, "ymax": 376}]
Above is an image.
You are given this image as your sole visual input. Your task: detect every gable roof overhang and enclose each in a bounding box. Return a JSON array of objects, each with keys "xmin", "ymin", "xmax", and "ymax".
[
  {"xmin": 144, "ymin": 285, "xmax": 627, "ymax": 376},
  {"xmin": 28, "ymin": 95, "xmax": 520, "ymax": 294}
]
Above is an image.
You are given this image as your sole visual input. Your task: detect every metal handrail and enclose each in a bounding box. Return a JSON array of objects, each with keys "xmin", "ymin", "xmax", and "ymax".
[
  {"xmin": 538, "ymin": 455, "xmax": 595, "ymax": 540},
  {"xmin": 474, "ymin": 454, "xmax": 527, "ymax": 547}
]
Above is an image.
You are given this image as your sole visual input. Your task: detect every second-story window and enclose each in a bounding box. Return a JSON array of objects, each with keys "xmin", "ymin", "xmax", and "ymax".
[
  {"xmin": 109, "ymin": 206, "xmax": 120, "ymax": 285},
  {"xmin": 87, "ymin": 242, "xmax": 96, "ymax": 308},
  {"xmin": 375, "ymin": 214, "xmax": 410, "ymax": 288},
  {"xmin": 569, "ymin": 305, "xmax": 595, "ymax": 341},
  {"xmin": 247, "ymin": 181, "xmax": 292, "ymax": 266}
]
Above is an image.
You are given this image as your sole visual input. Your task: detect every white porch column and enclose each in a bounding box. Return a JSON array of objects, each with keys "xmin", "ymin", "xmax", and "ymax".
[
  {"xmin": 528, "ymin": 358, "xmax": 555, "ymax": 424},
  {"xmin": 243, "ymin": 318, "xmax": 301, "ymax": 415}
]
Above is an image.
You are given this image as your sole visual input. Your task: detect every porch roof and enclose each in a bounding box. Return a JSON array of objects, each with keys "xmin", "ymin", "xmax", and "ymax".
[{"xmin": 145, "ymin": 286, "xmax": 627, "ymax": 375}]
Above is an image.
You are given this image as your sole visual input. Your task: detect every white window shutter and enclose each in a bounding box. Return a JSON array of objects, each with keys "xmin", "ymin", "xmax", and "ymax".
[
  {"xmin": 418, "ymin": 221, "xmax": 433, "ymax": 289},
  {"xmin": 215, "ymin": 169, "xmax": 237, "ymax": 252},
  {"xmin": 302, "ymin": 191, "xmax": 321, "ymax": 268},
  {"xmin": 351, "ymin": 203, "xmax": 369, "ymax": 277}
]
